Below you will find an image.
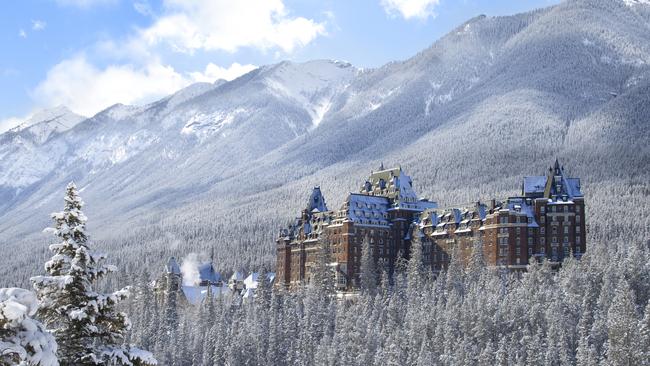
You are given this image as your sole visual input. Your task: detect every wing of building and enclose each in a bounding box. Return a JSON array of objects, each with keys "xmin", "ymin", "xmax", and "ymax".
[{"xmin": 276, "ymin": 160, "xmax": 587, "ymax": 291}]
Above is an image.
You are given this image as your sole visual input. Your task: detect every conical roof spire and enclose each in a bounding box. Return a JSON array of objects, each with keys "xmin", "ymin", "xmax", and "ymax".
[{"xmin": 166, "ymin": 257, "xmax": 181, "ymax": 275}]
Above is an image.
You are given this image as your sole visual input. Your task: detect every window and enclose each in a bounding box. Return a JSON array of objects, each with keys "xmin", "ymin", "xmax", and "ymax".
[
  {"xmin": 576, "ymin": 206, "xmax": 581, "ymax": 213},
  {"xmin": 540, "ymin": 247, "xmax": 545, "ymax": 254},
  {"xmin": 540, "ymin": 206, "xmax": 546, "ymax": 213},
  {"xmin": 564, "ymin": 226, "xmax": 569, "ymax": 234},
  {"xmin": 541, "ymin": 227, "xmax": 545, "ymax": 234},
  {"xmin": 516, "ymin": 247, "xmax": 521, "ymax": 256},
  {"xmin": 563, "ymin": 246, "xmax": 569, "ymax": 256},
  {"xmin": 541, "ymin": 216, "xmax": 546, "ymax": 224},
  {"xmin": 576, "ymin": 226, "xmax": 581, "ymax": 233},
  {"xmin": 528, "ymin": 237, "xmax": 533, "ymax": 245},
  {"xmin": 576, "ymin": 215, "xmax": 581, "ymax": 222},
  {"xmin": 540, "ymin": 237, "xmax": 546, "ymax": 245},
  {"xmin": 576, "ymin": 236, "xmax": 581, "ymax": 244},
  {"xmin": 564, "ymin": 236, "xmax": 569, "ymax": 243},
  {"xmin": 528, "ymin": 247, "xmax": 533, "ymax": 256},
  {"xmin": 552, "ymin": 236, "xmax": 558, "ymax": 243}
]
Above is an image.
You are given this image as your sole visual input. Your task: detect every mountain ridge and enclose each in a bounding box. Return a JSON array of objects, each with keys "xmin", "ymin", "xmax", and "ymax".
[{"xmin": 1, "ymin": 0, "xmax": 649, "ymax": 284}]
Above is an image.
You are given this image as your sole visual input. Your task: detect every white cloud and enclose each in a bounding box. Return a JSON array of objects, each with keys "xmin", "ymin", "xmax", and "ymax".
[
  {"xmin": 19, "ymin": 29, "xmax": 27, "ymax": 38},
  {"xmin": 189, "ymin": 62, "xmax": 257, "ymax": 83},
  {"xmin": 17, "ymin": 0, "xmax": 314, "ymax": 120},
  {"xmin": 31, "ymin": 55, "xmax": 257, "ymax": 117},
  {"xmin": 32, "ymin": 55, "xmax": 188, "ymax": 116},
  {"xmin": 31, "ymin": 20, "xmax": 47, "ymax": 31},
  {"xmin": 140, "ymin": 0, "xmax": 327, "ymax": 53},
  {"xmin": 133, "ymin": 0, "xmax": 154, "ymax": 16},
  {"xmin": 381, "ymin": 0, "xmax": 440, "ymax": 20},
  {"xmin": 55, "ymin": 0, "xmax": 116, "ymax": 7}
]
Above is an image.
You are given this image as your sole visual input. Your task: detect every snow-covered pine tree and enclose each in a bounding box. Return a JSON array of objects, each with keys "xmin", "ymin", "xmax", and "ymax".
[
  {"xmin": 639, "ymin": 301, "xmax": 650, "ymax": 366},
  {"xmin": 406, "ymin": 225, "xmax": 426, "ymax": 295},
  {"xmin": 0, "ymin": 287, "xmax": 58, "ymax": 366},
  {"xmin": 606, "ymin": 279, "xmax": 640, "ymax": 365},
  {"xmin": 30, "ymin": 182, "xmax": 156, "ymax": 366},
  {"xmin": 359, "ymin": 235, "xmax": 377, "ymax": 295}
]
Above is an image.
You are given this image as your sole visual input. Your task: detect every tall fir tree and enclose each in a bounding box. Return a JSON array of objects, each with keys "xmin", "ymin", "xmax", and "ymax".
[
  {"xmin": 606, "ymin": 279, "xmax": 640, "ymax": 366},
  {"xmin": 31, "ymin": 182, "xmax": 156, "ymax": 366},
  {"xmin": 359, "ymin": 235, "xmax": 377, "ymax": 295}
]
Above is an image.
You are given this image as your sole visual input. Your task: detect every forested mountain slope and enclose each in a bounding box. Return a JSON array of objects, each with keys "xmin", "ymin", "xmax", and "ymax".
[{"xmin": 1, "ymin": 0, "xmax": 649, "ymax": 285}]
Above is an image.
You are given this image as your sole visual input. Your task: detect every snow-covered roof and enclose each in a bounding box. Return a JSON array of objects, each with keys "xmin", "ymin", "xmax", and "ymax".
[
  {"xmin": 243, "ymin": 272, "xmax": 276, "ymax": 290},
  {"xmin": 344, "ymin": 194, "xmax": 390, "ymax": 226},
  {"xmin": 181, "ymin": 284, "xmax": 231, "ymax": 305},
  {"xmin": 166, "ymin": 257, "xmax": 181, "ymax": 275},
  {"xmin": 523, "ymin": 176, "xmax": 547, "ymax": 196},
  {"xmin": 523, "ymin": 160, "xmax": 583, "ymax": 201},
  {"xmin": 360, "ymin": 166, "xmax": 437, "ymax": 209},
  {"xmin": 505, "ymin": 197, "xmax": 539, "ymax": 228},
  {"xmin": 306, "ymin": 186, "xmax": 328, "ymax": 212},
  {"xmin": 229, "ymin": 271, "xmax": 244, "ymax": 282},
  {"xmin": 198, "ymin": 262, "xmax": 221, "ymax": 283}
]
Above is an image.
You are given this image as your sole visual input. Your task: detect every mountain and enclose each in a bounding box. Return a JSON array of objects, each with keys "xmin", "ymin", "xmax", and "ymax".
[
  {"xmin": 1, "ymin": 0, "xmax": 649, "ymax": 285},
  {"xmin": 0, "ymin": 106, "xmax": 85, "ymax": 203}
]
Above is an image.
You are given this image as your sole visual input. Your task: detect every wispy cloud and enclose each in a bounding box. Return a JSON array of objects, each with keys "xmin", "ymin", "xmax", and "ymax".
[
  {"xmin": 189, "ymin": 62, "xmax": 257, "ymax": 83},
  {"xmin": 55, "ymin": 0, "xmax": 116, "ymax": 8},
  {"xmin": 381, "ymin": 0, "xmax": 441, "ymax": 20},
  {"xmin": 140, "ymin": 0, "xmax": 327, "ymax": 54},
  {"xmin": 19, "ymin": 29, "xmax": 27, "ymax": 38},
  {"xmin": 31, "ymin": 55, "xmax": 257, "ymax": 117},
  {"xmin": 31, "ymin": 20, "xmax": 47, "ymax": 31},
  {"xmin": 133, "ymin": 0, "xmax": 154, "ymax": 16},
  {"xmin": 32, "ymin": 55, "xmax": 187, "ymax": 116},
  {"xmin": 21, "ymin": 0, "xmax": 322, "ymax": 119}
]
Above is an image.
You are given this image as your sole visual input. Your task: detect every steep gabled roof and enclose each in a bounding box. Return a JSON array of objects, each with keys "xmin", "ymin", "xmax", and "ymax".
[
  {"xmin": 307, "ymin": 186, "xmax": 328, "ymax": 212},
  {"xmin": 198, "ymin": 262, "xmax": 221, "ymax": 283},
  {"xmin": 166, "ymin": 257, "xmax": 181, "ymax": 275},
  {"xmin": 523, "ymin": 160, "xmax": 583, "ymax": 200}
]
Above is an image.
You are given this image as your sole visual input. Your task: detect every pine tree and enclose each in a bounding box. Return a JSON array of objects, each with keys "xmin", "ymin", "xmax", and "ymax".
[
  {"xmin": 31, "ymin": 182, "xmax": 156, "ymax": 366},
  {"xmin": 0, "ymin": 288, "xmax": 58, "ymax": 366},
  {"xmin": 311, "ymin": 231, "xmax": 335, "ymax": 294},
  {"xmin": 606, "ymin": 279, "xmax": 640, "ymax": 366},
  {"xmin": 359, "ymin": 235, "xmax": 377, "ymax": 295},
  {"xmin": 406, "ymin": 225, "xmax": 426, "ymax": 295},
  {"xmin": 638, "ymin": 301, "xmax": 650, "ymax": 366}
]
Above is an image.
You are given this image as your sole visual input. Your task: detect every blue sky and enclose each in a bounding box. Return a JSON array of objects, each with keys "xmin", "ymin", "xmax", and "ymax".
[{"xmin": 0, "ymin": 0, "xmax": 559, "ymax": 131}]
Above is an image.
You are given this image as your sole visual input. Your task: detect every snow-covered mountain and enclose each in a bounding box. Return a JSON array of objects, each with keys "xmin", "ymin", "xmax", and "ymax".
[{"xmin": 1, "ymin": 0, "xmax": 649, "ymax": 284}]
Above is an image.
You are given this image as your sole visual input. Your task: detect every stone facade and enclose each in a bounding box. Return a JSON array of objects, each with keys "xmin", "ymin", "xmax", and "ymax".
[
  {"xmin": 276, "ymin": 167, "xmax": 437, "ymax": 290},
  {"xmin": 276, "ymin": 160, "xmax": 587, "ymax": 290}
]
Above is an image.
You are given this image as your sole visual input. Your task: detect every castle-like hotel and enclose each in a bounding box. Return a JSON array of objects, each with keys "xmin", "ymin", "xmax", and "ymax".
[{"xmin": 276, "ymin": 160, "xmax": 586, "ymax": 290}]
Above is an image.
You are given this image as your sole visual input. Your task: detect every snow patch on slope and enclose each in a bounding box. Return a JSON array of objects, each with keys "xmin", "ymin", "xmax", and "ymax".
[
  {"xmin": 261, "ymin": 60, "xmax": 356, "ymax": 126},
  {"xmin": 77, "ymin": 130, "xmax": 159, "ymax": 168},
  {"xmin": 7, "ymin": 106, "xmax": 85, "ymax": 144},
  {"xmin": 181, "ymin": 108, "xmax": 248, "ymax": 141}
]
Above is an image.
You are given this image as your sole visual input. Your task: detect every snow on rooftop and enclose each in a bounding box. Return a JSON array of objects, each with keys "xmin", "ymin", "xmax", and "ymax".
[
  {"xmin": 523, "ymin": 176, "xmax": 547, "ymax": 194},
  {"xmin": 182, "ymin": 284, "xmax": 231, "ymax": 305}
]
